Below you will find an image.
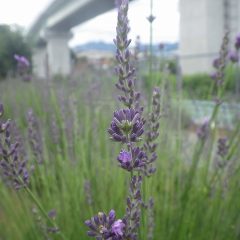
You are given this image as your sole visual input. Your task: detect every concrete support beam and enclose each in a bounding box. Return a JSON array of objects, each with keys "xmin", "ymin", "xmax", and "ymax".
[
  {"xmin": 179, "ymin": 0, "xmax": 240, "ymax": 74},
  {"xmin": 179, "ymin": 0, "xmax": 224, "ymax": 74},
  {"xmin": 32, "ymin": 46, "xmax": 48, "ymax": 79},
  {"xmin": 45, "ymin": 30, "xmax": 73, "ymax": 77}
]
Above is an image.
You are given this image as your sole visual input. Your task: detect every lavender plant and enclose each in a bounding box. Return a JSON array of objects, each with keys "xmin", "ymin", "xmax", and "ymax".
[
  {"xmin": 27, "ymin": 109, "xmax": 44, "ymax": 164},
  {"xmin": 14, "ymin": 54, "xmax": 31, "ymax": 82},
  {"xmin": 85, "ymin": 1, "xmax": 161, "ymax": 239},
  {"xmin": 0, "ymin": 102, "xmax": 66, "ymax": 240}
]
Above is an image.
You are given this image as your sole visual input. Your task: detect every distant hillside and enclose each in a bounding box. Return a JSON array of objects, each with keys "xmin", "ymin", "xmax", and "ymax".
[{"xmin": 73, "ymin": 41, "xmax": 178, "ymax": 54}]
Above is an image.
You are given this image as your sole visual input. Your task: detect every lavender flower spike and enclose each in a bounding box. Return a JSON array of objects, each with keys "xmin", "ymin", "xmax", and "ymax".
[
  {"xmin": 144, "ymin": 87, "xmax": 161, "ymax": 176},
  {"xmin": 217, "ymin": 137, "xmax": 229, "ymax": 157},
  {"xmin": 114, "ymin": 0, "xmax": 142, "ymax": 110},
  {"xmin": 14, "ymin": 54, "xmax": 30, "ymax": 68},
  {"xmin": 197, "ymin": 118, "xmax": 210, "ymax": 141},
  {"xmin": 0, "ymin": 104, "xmax": 30, "ymax": 189}
]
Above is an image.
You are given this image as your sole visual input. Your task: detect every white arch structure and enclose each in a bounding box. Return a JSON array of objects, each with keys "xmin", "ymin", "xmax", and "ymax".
[{"xmin": 29, "ymin": 0, "xmax": 135, "ymax": 78}]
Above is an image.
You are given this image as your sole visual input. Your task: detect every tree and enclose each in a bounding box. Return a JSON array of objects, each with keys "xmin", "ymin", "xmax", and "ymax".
[{"xmin": 0, "ymin": 24, "xmax": 32, "ymax": 79}]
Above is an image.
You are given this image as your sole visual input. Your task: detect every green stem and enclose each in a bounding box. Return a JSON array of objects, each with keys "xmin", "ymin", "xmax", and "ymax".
[
  {"xmin": 23, "ymin": 185, "xmax": 67, "ymax": 240},
  {"xmin": 149, "ymin": 0, "xmax": 153, "ymax": 84}
]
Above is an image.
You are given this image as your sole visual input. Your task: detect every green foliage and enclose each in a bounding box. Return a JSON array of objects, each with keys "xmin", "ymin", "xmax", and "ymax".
[
  {"xmin": 143, "ymin": 65, "xmax": 240, "ymax": 100},
  {"xmin": 183, "ymin": 66, "xmax": 239, "ymax": 99},
  {"xmin": 0, "ymin": 24, "xmax": 32, "ymax": 79}
]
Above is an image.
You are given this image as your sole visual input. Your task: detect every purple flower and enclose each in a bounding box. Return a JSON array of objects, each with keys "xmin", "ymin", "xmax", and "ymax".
[
  {"xmin": 48, "ymin": 209, "xmax": 57, "ymax": 219},
  {"xmin": 210, "ymin": 72, "xmax": 218, "ymax": 80},
  {"xmin": 229, "ymin": 51, "xmax": 239, "ymax": 63},
  {"xmin": 117, "ymin": 150, "xmax": 131, "ymax": 166},
  {"xmin": 212, "ymin": 57, "xmax": 221, "ymax": 69},
  {"xmin": 235, "ymin": 34, "xmax": 240, "ymax": 50},
  {"xmin": 85, "ymin": 210, "xmax": 125, "ymax": 239},
  {"xmin": 14, "ymin": 54, "xmax": 30, "ymax": 68},
  {"xmin": 108, "ymin": 108, "xmax": 144, "ymax": 143},
  {"xmin": 117, "ymin": 147, "xmax": 146, "ymax": 171},
  {"xmin": 111, "ymin": 220, "xmax": 125, "ymax": 237}
]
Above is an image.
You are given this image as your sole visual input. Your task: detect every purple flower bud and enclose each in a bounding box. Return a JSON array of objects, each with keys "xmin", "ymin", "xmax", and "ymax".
[
  {"xmin": 235, "ymin": 34, "xmax": 240, "ymax": 50},
  {"xmin": 212, "ymin": 58, "xmax": 221, "ymax": 69},
  {"xmin": 48, "ymin": 209, "xmax": 57, "ymax": 219},
  {"xmin": 117, "ymin": 150, "xmax": 132, "ymax": 170},
  {"xmin": 117, "ymin": 147, "xmax": 147, "ymax": 171},
  {"xmin": 210, "ymin": 72, "xmax": 218, "ymax": 80},
  {"xmin": 229, "ymin": 51, "xmax": 239, "ymax": 63},
  {"xmin": 109, "ymin": 209, "xmax": 116, "ymax": 222}
]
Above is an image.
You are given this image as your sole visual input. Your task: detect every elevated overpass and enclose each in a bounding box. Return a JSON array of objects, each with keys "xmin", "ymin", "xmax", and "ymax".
[{"xmin": 29, "ymin": 0, "xmax": 135, "ymax": 78}]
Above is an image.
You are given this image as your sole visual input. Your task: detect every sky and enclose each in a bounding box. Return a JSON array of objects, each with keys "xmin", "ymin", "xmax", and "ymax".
[{"xmin": 0, "ymin": 0, "xmax": 179, "ymax": 46}]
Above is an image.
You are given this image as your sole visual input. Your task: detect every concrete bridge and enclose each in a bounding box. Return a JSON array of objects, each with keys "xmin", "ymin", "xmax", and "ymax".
[{"xmin": 29, "ymin": 0, "xmax": 134, "ymax": 78}]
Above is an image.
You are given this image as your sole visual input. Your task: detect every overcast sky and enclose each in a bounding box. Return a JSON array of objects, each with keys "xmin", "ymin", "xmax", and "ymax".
[{"xmin": 0, "ymin": 0, "xmax": 179, "ymax": 46}]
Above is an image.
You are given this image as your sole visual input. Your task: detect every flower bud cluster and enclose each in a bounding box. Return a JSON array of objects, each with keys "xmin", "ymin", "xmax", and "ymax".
[
  {"xmin": 85, "ymin": 210, "xmax": 125, "ymax": 240},
  {"xmin": 117, "ymin": 147, "xmax": 147, "ymax": 172},
  {"xmin": 108, "ymin": 108, "xmax": 144, "ymax": 144}
]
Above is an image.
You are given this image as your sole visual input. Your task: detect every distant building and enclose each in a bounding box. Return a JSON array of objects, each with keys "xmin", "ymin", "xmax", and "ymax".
[
  {"xmin": 75, "ymin": 50, "xmax": 114, "ymax": 71},
  {"xmin": 179, "ymin": 0, "xmax": 240, "ymax": 74}
]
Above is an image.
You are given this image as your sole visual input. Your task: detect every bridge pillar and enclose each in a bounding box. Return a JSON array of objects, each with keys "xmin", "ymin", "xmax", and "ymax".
[
  {"xmin": 45, "ymin": 30, "xmax": 73, "ymax": 77},
  {"xmin": 32, "ymin": 46, "xmax": 48, "ymax": 79},
  {"xmin": 32, "ymin": 39, "xmax": 49, "ymax": 79}
]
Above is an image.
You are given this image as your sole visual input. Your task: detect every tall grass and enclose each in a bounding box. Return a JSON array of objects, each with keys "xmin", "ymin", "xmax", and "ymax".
[{"xmin": 0, "ymin": 59, "xmax": 239, "ymax": 240}]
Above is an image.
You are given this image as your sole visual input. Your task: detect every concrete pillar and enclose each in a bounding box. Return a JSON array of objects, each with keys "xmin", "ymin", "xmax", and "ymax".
[
  {"xmin": 45, "ymin": 30, "xmax": 72, "ymax": 77},
  {"xmin": 179, "ymin": 0, "xmax": 224, "ymax": 74},
  {"xmin": 32, "ymin": 46, "xmax": 48, "ymax": 79}
]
